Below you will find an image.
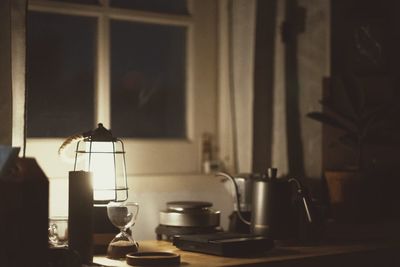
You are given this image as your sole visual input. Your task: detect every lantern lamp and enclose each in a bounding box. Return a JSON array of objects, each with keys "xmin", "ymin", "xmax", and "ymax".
[{"xmin": 73, "ymin": 123, "xmax": 128, "ymax": 205}]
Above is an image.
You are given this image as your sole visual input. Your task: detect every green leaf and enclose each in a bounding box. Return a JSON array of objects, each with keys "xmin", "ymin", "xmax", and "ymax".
[
  {"xmin": 319, "ymin": 99, "xmax": 357, "ymax": 125},
  {"xmin": 328, "ymin": 76, "xmax": 360, "ymax": 120},
  {"xmin": 338, "ymin": 134, "xmax": 358, "ymax": 149},
  {"xmin": 340, "ymin": 75, "xmax": 366, "ymax": 117}
]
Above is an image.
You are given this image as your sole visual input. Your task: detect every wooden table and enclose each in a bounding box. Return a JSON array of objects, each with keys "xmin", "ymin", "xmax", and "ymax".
[
  {"xmin": 94, "ymin": 221, "xmax": 400, "ymax": 266},
  {"xmin": 93, "ymin": 239, "xmax": 399, "ymax": 267}
]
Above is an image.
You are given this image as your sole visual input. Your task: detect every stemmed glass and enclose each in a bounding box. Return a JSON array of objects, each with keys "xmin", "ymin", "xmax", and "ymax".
[{"xmin": 106, "ymin": 201, "xmax": 139, "ymax": 259}]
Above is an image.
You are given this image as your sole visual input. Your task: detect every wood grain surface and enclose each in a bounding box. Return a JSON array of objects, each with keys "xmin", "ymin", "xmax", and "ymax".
[{"xmin": 94, "ymin": 239, "xmax": 399, "ymax": 267}]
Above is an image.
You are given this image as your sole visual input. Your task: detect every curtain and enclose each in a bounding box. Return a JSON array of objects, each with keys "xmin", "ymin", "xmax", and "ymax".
[
  {"xmin": 0, "ymin": 0, "xmax": 14, "ymax": 145},
  {"xmin": 0, "ymin": 0, "xmax": 27, "ymax": 150},
  {"xmin": 218, "ymin": 0, "xmax": 257, "ymax": 174},
  {"xmin": 11, "ymin": 0, "xmax": 27, "ymax": 152},
  {"xmin": 219, "ymin": 0, "xmax": 327, "ymax": 178}
]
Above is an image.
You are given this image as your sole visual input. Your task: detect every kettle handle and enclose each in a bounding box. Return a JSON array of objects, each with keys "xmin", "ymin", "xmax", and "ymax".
[
  {"xmin": 216, "ymin": 172, "xmax": 251, "ymax": 225},
  {"xmin": 288, "ymin": 178, "xmax": 313, "ymax": 223}
]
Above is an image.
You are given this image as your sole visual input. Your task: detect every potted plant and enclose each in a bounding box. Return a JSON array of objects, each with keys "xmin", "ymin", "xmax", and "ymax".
[{"xmin": 307, "ymin": 74, "xmax": 398, "ymax": 221}]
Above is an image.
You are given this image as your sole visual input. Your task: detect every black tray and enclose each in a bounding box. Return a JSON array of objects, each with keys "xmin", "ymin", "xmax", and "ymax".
[{"xmin": 173, "ymin": 232, "xmax": 273, "ymax": 257}]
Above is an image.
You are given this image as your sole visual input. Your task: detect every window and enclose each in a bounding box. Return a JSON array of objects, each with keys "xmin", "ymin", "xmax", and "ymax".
[
  {"xmin": 27, "ymin": 11, "xmax": 96, "ymax": 137},
  {"xmin": 26, "ymin": 0, "xmax": 218, "ymax": 177},
  {"xmin": 110, "ymin": 20, "xmax": 186, "ymax": 138}
]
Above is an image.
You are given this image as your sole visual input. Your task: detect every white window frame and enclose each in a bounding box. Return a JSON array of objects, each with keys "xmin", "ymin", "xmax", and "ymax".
[{"xmin": 26, "ymin": 0, "xmax": 218, "ymax": 178}]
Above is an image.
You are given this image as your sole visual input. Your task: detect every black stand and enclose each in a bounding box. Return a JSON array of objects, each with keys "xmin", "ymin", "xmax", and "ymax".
[{"xmin": 68, "ymin": 171, "xmax": 93, "ymax": 265}]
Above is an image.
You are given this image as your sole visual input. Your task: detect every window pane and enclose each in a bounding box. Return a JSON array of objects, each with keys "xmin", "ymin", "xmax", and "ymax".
[
  {"xmin": 110, "ymin": 20, "xmax": 186, "ymax": 138},
  {"xmin": 110, "ymin": 0, "xmax": 188, "ymax": 15},
  {"xmin": 27, "ymin": 12, "xmax": 96, "ymax": 137}
]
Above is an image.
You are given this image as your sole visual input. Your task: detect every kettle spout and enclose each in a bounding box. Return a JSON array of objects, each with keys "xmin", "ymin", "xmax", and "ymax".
[{"xmin": 216, "ymin": 172, "xmax": 251, "ymax": 226}]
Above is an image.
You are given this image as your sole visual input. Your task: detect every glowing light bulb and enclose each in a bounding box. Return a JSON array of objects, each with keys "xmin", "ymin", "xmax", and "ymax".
[{"xmin": 86, "ymin": 142, "xmax": 116, "ymax": 201}]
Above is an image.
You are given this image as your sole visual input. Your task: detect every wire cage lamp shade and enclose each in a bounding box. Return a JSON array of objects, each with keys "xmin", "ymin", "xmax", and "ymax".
[{"xmin": 73, "ymin": 123, "xmax": 128, "ymax": 205}]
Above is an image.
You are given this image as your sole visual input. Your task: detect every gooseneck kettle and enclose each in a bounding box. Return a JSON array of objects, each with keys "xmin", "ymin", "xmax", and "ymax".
[{"xmin": 218, "ymin": 168, "xmax": 314, "ymax": 240}]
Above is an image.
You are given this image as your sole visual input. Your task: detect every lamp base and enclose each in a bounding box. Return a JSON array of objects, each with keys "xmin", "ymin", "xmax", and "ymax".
[{"xmin": 68, "ymin": 171, "xmax": 93, "ymax": 265}]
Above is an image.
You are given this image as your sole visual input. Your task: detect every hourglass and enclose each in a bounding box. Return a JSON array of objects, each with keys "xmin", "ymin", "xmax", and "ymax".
[{"xmin": 106, "ymin": 201, "xmax": 139, "ymax": 259}]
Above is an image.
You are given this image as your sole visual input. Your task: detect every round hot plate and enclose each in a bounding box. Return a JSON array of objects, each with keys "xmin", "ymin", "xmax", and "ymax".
[
  {"xmin": 156, "ymin": 201, "xmax": 221, "ymax": 240},
  {"xmin": 159, "ymin": 201, "xmax": 220, "ymax": 227}
]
